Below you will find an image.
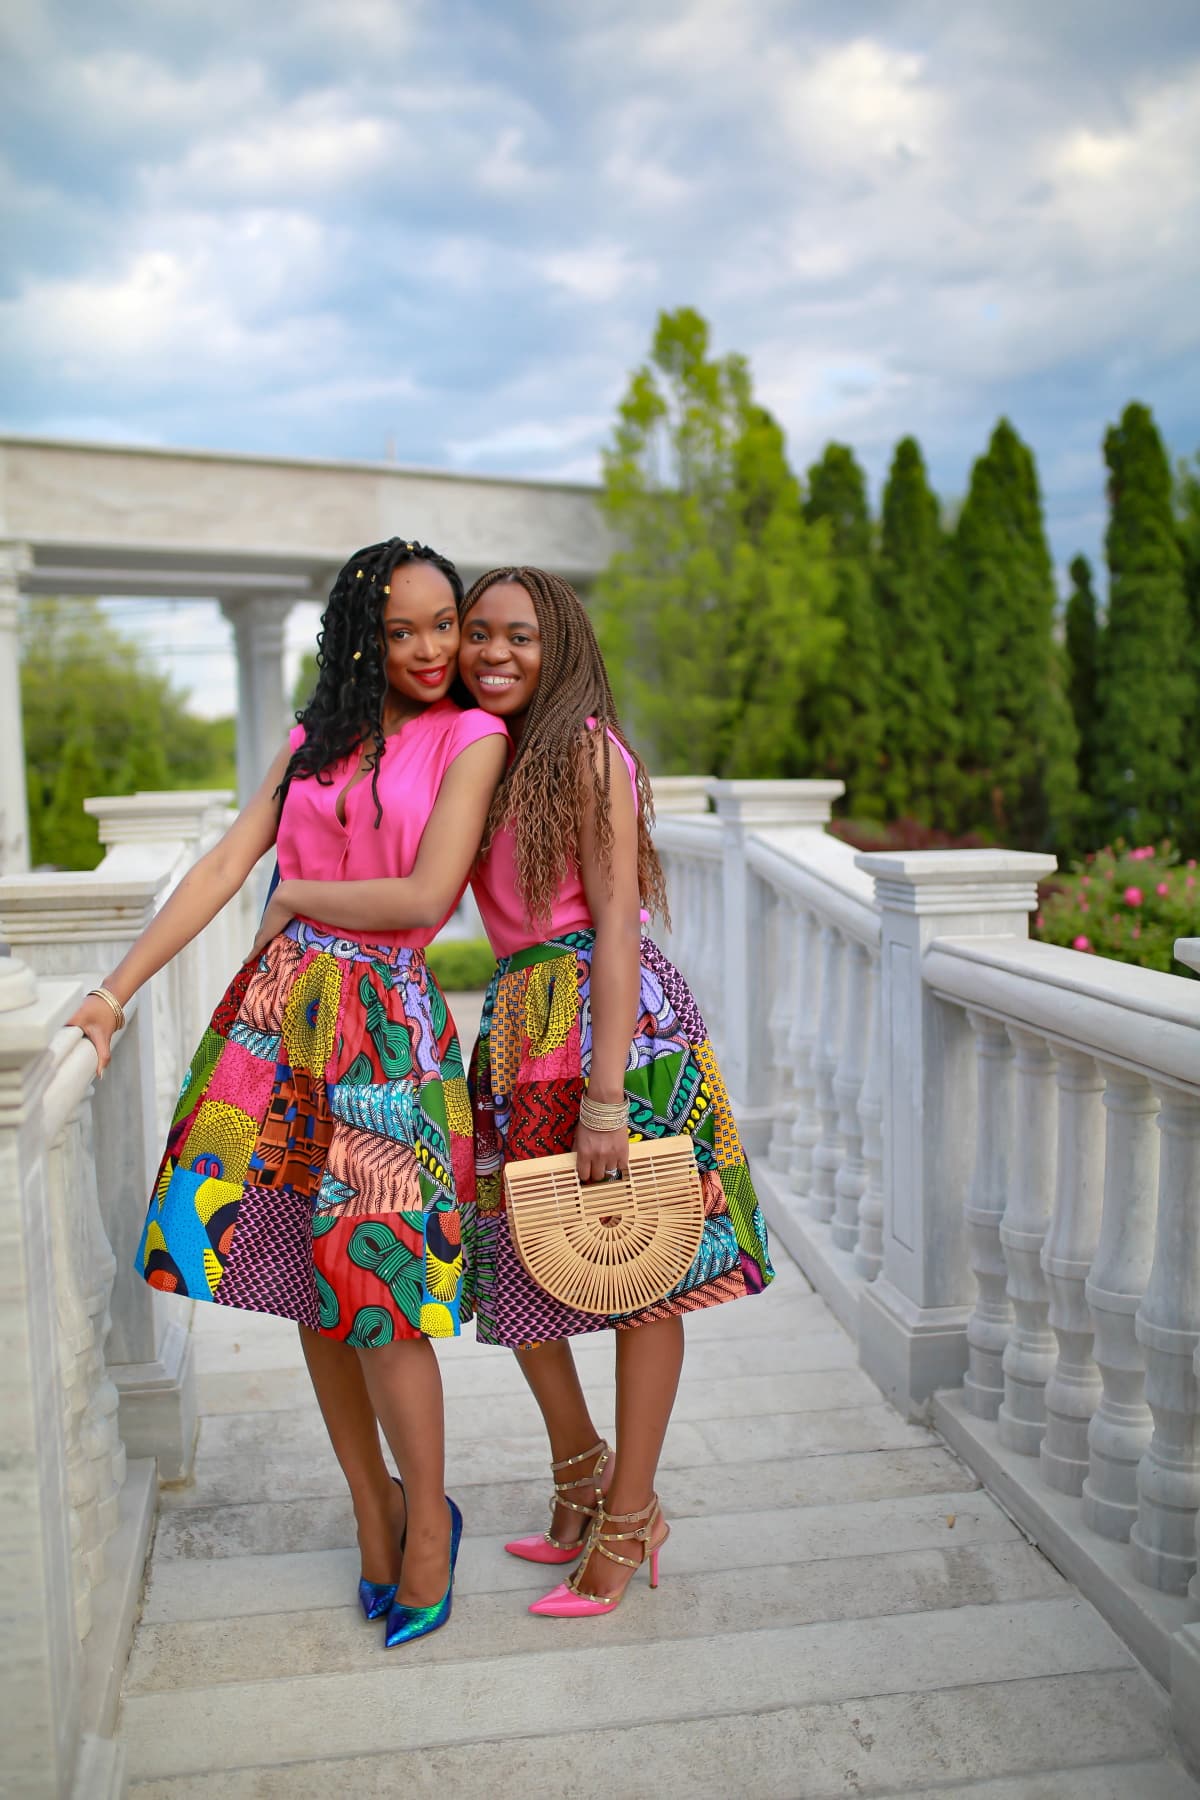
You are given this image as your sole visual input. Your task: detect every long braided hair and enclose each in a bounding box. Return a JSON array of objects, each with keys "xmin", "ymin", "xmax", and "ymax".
[
  {"xmin": 278, "ymin": 537, "xmax": 463, "ymax": 827},
  {"xmin": 460, "ymin": 567, "xmax": 669, "ymax": 929}
]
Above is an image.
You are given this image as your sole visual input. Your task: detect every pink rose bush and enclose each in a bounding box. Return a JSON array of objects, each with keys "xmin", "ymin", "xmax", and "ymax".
[{"xmin": 1034, "ymin": 839, "xmax": 1198, "ymax": 977}]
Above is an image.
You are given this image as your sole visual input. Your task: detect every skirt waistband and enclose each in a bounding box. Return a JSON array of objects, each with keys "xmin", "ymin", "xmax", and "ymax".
[
  {"xmin": 495, "ymin": 929, "xmax": 597, "ymax": 978},
  {"xmin": 284, "ymin": 917, "xmax": 428, "ymax": 970}
]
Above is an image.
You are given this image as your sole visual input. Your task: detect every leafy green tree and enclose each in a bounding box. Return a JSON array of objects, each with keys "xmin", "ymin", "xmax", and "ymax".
[
  {"xmin": 1093, "ymin": 405, "xmax": 1192, "ymax": 843},
  {"xmin": 1064, "ymin": 554, "xmax": 1100, "ymax": 812},
  {"xmin": 1175, "ymin": 454, "xmax": 1200, "ymax": 850},
  {"xmin": 801, "ymin": 444, "xmax": 884, "ymax": 818},
  {"xmin": 873, "ymin": 437, "xmax": 958, "ymax": 824},
  {"xmin": 20, "ymin": 597, "xmax": 236, "ymax": 868},
  {"xmin": 949, "ymin": 419, "xmax": 1079, "ymax": 847},
  {"xmin": 595, "ymin": 307, "xmax": 839, "ymax": 777}
]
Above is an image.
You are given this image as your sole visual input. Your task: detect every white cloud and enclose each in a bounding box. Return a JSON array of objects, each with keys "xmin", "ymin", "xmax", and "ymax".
[{"xmin": 539, "ymin": 244, "xmax": 656, "ymax": 303}]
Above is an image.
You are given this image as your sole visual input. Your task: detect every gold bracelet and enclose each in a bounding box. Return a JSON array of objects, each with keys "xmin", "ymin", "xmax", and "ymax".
[
  {"xmin": 87, "ymin": 986, "xmax": 127, "ymax": 1033},
  {"xmin": 578, "ymin": 1094, "xmax": 630, "ymax": 1132}
]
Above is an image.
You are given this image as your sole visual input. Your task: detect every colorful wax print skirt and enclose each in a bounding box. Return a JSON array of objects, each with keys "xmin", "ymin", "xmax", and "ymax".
[
  {"xmin": 135, "ymin": 919, "xmax": 475, "ymax": 1342},
  {"xmin": 467, "ymin": 929, "xmax": 774, "ymax": 1348}
]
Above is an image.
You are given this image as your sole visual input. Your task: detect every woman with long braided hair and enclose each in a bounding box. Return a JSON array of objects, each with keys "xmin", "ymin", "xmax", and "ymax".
[
  {"xmin": 457, "ymin": 567, "xmax": 774, "ymax": 1616},
  {"xmin": 69, "ymin": 537, "xmax": 507, "ymax": 1647}
]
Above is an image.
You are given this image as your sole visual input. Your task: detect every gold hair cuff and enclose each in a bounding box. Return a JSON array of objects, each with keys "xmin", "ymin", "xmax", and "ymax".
[
  {"xmin": 87, "ymin": 986, "xmax": 127, "ymax": 1032},
  {"xmin": 578, "ymin": 1095, "xmax": 630, "ymax": 1133}
]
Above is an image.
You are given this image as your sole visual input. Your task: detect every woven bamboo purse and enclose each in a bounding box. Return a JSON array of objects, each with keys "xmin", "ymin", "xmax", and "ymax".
[{"xmin": 503, "ymin": 1134, "xmax": 705, "ymax": 1316}]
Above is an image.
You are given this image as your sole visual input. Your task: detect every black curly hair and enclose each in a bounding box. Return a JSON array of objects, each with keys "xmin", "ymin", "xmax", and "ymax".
[{"xmin": 278, "ymin": 536, "xmax": 463, "ymax": 826}]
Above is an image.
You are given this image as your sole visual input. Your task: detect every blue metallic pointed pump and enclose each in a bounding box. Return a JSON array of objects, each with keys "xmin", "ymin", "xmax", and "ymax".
[{"xmin": 384, "ymin": 1496, "xmax": 463, "ymax": 1648}]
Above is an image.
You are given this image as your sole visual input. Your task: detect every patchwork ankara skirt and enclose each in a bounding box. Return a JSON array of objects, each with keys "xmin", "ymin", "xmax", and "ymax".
[
  {"xmin": 136, "ymin": 919, "xmax": 476, "ymax": 1342},
  {"xmin": 467, "ymin": 929, "xmax": 774, "ymax": 1347}
]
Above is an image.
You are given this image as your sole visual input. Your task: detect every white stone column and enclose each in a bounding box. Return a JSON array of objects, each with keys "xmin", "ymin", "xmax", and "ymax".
[
  {"xmin": 220, "ymin": 593, "xmax": 294, "ymax": 804},
  {"xmin": 766, "ymin": 890, "xmax": 796, "ymax": 1171},
  {"xmin": 808, "ymin": 923, "xmax": 846, "ymax": 1222},
  {"xmin": 706, "ymin": 779, "xmax": 843, "ymax": 1146},
  {"xmin": 832, "ymin": 938, "xmax": 873, "ymax": 1252},
  {"xmin": 1040, "ymin": 1048, "xmax": 1106, "ymax": 1494},
  {"xmin": 1131, "ymin": 1087, "xmax": 1200, "ymax": 1593},
  {"xmin": 962, "ymin": 1010, "xmax": 1015, "ymax": 1421},
  {"xmin": 0, "ymin": 955, "xmax": 85, "ymax": 1797},
  {"xmin": 787, "ymin": 905, "xmax": 821, "ymax": 1196},
  {"xmin": 997, "ymin": 1027, "xmax": 1059, "ymax": 1456},
  {"xmin": 853, "ymin": 960, "xmax": 884, "ymax": 1281},
  {"xmin": 1082, "ymin": 1067, "xmax": 1158, "ymax": 1540},
  {"xmin": 0, "ymin": 541, "xmax": 32, "ymax": 874},
  {"xmin": 855, "ymin": 850, "xmax": 1057, "ymax": 1417}
]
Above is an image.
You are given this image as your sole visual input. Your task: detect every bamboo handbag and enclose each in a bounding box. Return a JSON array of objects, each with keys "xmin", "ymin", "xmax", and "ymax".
[{"xmin": 503, "ymin": 1134, "xmax": 706, "ymax": 1316}]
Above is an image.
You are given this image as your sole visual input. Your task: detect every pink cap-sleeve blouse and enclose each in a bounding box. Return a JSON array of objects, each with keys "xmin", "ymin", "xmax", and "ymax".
[
  {"xmin": 472, "ymin": 723, "xmax": 649, "ymax": 958},
  {"xmin": 276, "ymin": 698, "xmax": 508, "ymax": 948}
]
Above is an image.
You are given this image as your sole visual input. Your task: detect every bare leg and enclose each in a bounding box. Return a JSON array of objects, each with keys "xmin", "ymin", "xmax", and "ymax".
[
  {"xmin": 299, "ymin": 1326, "xmax": 406, "ymax": 1585},
  {"xmin": 515, "ymin": 1340, "xmax": 607, "ymax": 1543},
  {"xmin": 357, "ymin": 1337, "xmax": 451, "ymax": 1607},
  {"xmin": 575, "ymin": 1316, "xmax": 684, "ymax": 1601}
]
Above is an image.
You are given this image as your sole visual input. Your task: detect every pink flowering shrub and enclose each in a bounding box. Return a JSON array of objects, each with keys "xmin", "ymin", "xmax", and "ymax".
[{"xmin": 1034, "ymin": 840, "xmax": 1198, "ymax": 977}]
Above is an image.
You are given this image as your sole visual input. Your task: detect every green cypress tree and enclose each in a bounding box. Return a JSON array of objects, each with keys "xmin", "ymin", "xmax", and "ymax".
[
  {"xmin": 874, "ymin": 437, "xmax": 957, "ymax": 824},
  {"xmin": 1093, "ymin": 404, "xmax": 1192, "ymax": 843},
  {"xmin": 1064, "ymin": 554, "xmax": 1100, "ymax": 812},
  {"xmin": 951, "ymin": 419, "xmax": 1079, "ymax": 846},
  {"xmin": 595, "ymin": 307, "xmax": 839, "ymax": 777},
  {"xmin": 1175, "ymin": 454, "xmax": 1200, "ymax": 852},
  {"xmin": 49, "ymin": 728, "xmax": 103, "ymax": 870},
  {"xmin": 801, "ymin": 444, "xmax": 884, "ymax": 818}
]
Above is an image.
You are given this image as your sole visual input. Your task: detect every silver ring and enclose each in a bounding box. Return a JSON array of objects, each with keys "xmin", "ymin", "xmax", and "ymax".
[{"xmin": 603, "ymin": 1167, "xmax": 622, "ymax": 1181}]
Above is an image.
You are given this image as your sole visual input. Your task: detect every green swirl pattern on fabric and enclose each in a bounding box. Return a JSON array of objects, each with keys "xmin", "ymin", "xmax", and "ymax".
[
  {"xmin": 315, "ymin": 1268, "xmax": 340, "ymax": 1330},
  {"xmin": 348, "ymin": 1219, "xmax": 423, "ymax": 1326},
  {"xmin": 359, "ymin": 973, "xmax": 412, "ymax": 1077},
  {"xmin": 346, "ymin": 1305, "xmax": 394, "ymax": 1347}
]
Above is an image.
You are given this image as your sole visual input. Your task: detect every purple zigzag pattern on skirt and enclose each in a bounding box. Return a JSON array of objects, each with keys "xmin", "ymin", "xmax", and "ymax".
[
  {"xmin": 213, "ymin": 1183, "xmax": 321, "ymax": 1327},
  {"xmin": 640, "ymin": 938, "xmax": 707, "ymax": 1043}
]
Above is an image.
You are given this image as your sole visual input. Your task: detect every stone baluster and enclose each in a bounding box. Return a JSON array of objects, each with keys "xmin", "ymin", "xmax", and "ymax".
[
  {"xmin": 854, "ymin": 957, "xmax": 884, "ymax": 1281},
  {"xmin": 1081, "ymin": 1068, "xmax": 1158, "ymax": 1540},
  {"xmin": 962, "ymin": 1011, "xmax": 1015, "ymax": 1420},
  {"xmin": 0, "ymin": 540, "xmax": 32, "ymax": 874},
  {"xmin": 702, "ymin": 860, "xmax": 724, "ymax": 1041},
  {"xmin": 1131, "ymin": 1088, "xmax": 1200, "ymax": 1593},
  {"xmin": 1040, "ymin": 1049, "xmax": 1106, "ymax": 1494},
  {"xmin": 766, "ymin": 889, "xmax": 796, "ymax": 1171},
  {"xmin": 787, "ymin": 905, "xmax": 821, "ymax": 1198},
  {"xmin": 808, "ymin": 924, "xmax": 846, "ymax": 1223},
  {"xmin": 831, "ymin": 938, "xmax": 873, "ymax": 1253},
  {"xmin": 998, "ymin": 1027, "xmax": 1059, "ymax": 1455},
  {"xmin": 856, "ymin": 849, "xmax": 1056, "ymax": 1417}
]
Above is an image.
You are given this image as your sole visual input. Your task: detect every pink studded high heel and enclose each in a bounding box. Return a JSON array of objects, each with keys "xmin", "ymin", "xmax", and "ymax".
[
  {"xmin": 528, "ymin": 1495, "xmax": 668, "ymax": 1616},
  {"xmin": 504, "ymin": 1439, "xmax": 611, "ymax": 1566}
]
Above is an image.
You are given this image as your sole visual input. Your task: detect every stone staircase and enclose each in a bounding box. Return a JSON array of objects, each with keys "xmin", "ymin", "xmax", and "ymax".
[{"xmin": 118, "ymin": 1244, "xmax": 1198, "ymax": 1797}]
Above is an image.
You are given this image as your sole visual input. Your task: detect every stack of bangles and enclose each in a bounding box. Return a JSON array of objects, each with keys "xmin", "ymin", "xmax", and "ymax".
[
  {"xmin": 87, "ymin": 986, "xmax": 127, "ymax": 1033},
  {"xmin": 578, "ymin": 1094, "xmax": 630, "ymax": 1182}
]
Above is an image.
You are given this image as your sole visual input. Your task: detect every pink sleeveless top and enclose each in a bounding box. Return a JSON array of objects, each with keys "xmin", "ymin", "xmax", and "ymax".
[
  {"xmin": 471, "ymin": 725, "xmax": 649, "ymax": 958},
  {"xmin": 277, "ymin": 698, "xmax": 507, "ymax": 948}
]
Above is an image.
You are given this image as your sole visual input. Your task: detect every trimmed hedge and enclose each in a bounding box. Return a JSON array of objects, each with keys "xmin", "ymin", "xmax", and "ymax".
[{"xmin": 426, "ymin": 936, "xmax": 497, "ymax": 992}]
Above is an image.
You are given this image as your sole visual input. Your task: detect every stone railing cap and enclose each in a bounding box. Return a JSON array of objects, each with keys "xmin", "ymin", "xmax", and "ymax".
[
  {"xmin": 0, "ymin": 872, "xmax": 166, "ymax": 904},
  {"xmin": 854, "ymin": 850, "xmax": 1057, "ymax": 879},
  {"xmin": 706, "ymin": 778, "xmax": 845, "ymax": 827},
  {"xmin": 1176, "ymin": 937, "xmax": 1200, "ymax": 977}
]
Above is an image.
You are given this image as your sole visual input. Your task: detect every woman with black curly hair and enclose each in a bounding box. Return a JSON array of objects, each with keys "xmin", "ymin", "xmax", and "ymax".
[{"xmin": 69, "ymin": 537, "xmax": 507, "ymax": 1647}]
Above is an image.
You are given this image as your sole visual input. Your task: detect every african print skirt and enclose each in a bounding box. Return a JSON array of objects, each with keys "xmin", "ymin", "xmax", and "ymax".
[
  {"xmin": 466, "ymin": 929, "xmax": 774, "ymax": 1348},
  {"xmin": 135, "ymin": 919, "xmax": 475, "ymax": 1342}
]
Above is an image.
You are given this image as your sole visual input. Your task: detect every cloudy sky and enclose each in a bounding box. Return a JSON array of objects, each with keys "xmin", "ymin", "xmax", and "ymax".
[{"xmin": 3, "ymin": 0, "xmax": 1199, "ymax": 709}]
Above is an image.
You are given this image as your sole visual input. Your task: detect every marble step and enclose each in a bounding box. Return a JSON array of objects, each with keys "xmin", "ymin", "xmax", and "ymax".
[
  {"xmin": 151, "ymin": 1444, "xmax": 976, "ymax": 1562},
  {"xmin": 127, "ymin": 1537, "xmax": 1063, "ymax": 1693},
  {"xmin": 120, "ymin": 1599, "xmax": 1135, "ymax": 1781},
  {"xmin": 142, "ymin": 1488, "xmax": 1010, "ymax": 1622}
]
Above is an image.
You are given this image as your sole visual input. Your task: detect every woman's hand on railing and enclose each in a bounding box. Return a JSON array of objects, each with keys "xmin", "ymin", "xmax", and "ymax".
[{"xmin": 65, "ymin": 995, "xmax": 120, "ymax": 1077}]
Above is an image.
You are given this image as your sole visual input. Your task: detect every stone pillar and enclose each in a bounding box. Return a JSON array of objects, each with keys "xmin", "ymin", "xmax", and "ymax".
[
  {"xmin": 220, "ymin": 593, "xmax": 294, "ymax": 804},
  {"xmin": 706, "ymin": 779, "xmax": 843, "ymax": 1142},
  {"xmin": 855, "ymin": 849, "xmax": 1057, "ymax": 1418},
  {"xmin": 0, "ymin": 954, "xmax": 86, "ymax": 1797},
  {"xmin": 0, "ymin": 541, "xmax": 32, "ymax": 874},
  {"xmin": 0, "ymin": 874, "xmax": 198, "ymax": 1481},
  {"xmin": 650, "ymin": 776, "xmax": 711, "ymax": 815}
]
